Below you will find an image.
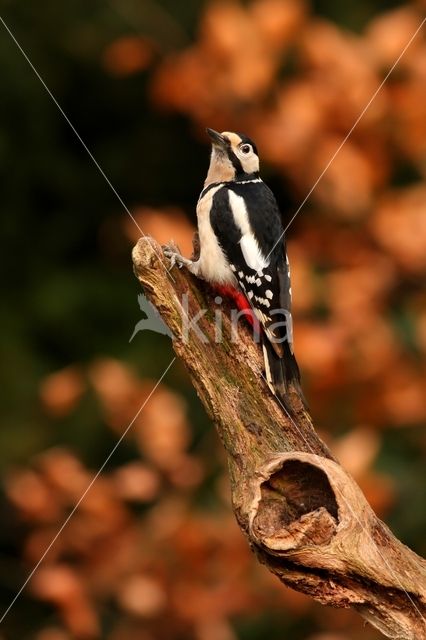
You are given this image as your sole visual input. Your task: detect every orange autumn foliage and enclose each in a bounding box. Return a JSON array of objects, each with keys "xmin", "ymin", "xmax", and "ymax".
[{"xmin": 5, "ymin": 2, "xmax": 426, "ymax": 639}]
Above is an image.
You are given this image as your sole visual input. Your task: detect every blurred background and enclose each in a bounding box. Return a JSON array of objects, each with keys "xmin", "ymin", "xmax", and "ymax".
[{"xmin": 0, "ymin": 0, "xmax": 425, "ymax": 638}]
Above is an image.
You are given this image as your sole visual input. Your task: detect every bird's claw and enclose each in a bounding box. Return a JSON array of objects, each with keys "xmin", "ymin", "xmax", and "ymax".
[{"xmin": 164, "ymin": 249, "xmax": 189, "ymax": 270}]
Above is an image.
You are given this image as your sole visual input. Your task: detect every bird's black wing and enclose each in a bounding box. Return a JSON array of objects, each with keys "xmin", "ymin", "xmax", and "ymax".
[
  {"xmin": 210, "ymin": 182, "xmax": 292, "ymax": 357},
  {"xmin": 210, "ymin": 182, "xmax": 303, "ymax": 402}
]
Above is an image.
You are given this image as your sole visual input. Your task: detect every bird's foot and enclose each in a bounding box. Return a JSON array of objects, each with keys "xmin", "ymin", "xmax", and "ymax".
[{"xmin": 164, "ymin": 248, "xmax": 192, "ymax": 271}]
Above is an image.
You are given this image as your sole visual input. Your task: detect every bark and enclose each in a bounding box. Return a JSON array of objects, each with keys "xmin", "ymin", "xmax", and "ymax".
[{"xmin": 132, "ymin": 236, "xmax": 426, "ymax": 640}]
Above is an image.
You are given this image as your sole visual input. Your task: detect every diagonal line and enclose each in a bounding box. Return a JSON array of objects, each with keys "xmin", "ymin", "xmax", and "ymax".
[
  {"xmin": 0, "ymin": 14, "xmax": 175, "ymax": 282},
  {"xmin": 0, "ymin": 9, "xmax": 179, "ymax": 625},
  {"xmin": 0, "ymin": 14, "xmax": 139, "ymax": 230},
  {"xmin": 259, "ymin": 15, "xmax": 426, "ymax": 619},
  {"xmin": 264, "ymin": 15, "xmax": 426, "ymax": 264},
  {"xmin": 259, "ymin": 16, "xmax": 426, "ymax": 619},
  {"xmin": 3, "ymin": 3, "xmax": 424, "ymax": 628},
  {"xmin": 258, "ymin": 370, "xmax": 426, "ymax": 626},
  {"xmin": 0, "ymin": 356, "xmax": 176, "ymax": 624}
]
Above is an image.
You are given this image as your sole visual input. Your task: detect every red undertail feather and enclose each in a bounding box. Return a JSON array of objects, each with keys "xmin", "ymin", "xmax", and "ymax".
[
  {"xmin": 213, "ymin": 284, "xmax": 259, "ymax": 329},
  {"xmin": 214, "ymin": 284, "xmax": 307, "ymax": 413}
]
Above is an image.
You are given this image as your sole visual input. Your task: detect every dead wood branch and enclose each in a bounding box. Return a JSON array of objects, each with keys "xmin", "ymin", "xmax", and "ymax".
[{"xmin": 132, "ymin": 236, "xmax": 426, "ymax": 640}]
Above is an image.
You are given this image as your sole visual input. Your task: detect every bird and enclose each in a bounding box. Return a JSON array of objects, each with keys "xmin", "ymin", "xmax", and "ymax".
[{"xmin": 165, "ymin": 128, "xmax": 304, "ymax": 411}]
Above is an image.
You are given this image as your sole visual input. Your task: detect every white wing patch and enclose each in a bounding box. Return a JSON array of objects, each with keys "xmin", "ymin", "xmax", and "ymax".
[
  {"xmin": 228, "ymin": 190, "xmax": 269, "ymax": 273},
  {"xmin": 240, "ymin": 235, "xmax": 269, "ymax": 273}
]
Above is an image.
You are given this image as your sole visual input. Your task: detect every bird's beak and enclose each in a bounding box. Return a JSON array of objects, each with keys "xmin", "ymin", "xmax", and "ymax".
[{"xmin": 206, "ymin": 128, "xmax": 227, "ymax": 149}]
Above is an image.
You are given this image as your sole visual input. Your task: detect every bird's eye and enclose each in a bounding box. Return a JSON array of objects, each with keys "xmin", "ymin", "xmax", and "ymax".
[{"xmin": 240, "ymin": 144, "xmax": 251, "ymax": 154}]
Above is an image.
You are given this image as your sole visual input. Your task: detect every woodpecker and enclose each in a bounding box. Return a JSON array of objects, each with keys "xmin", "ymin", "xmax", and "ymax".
[{"xmin": 165, "ymin": 128, "xmax": 303, "ymax": 409}]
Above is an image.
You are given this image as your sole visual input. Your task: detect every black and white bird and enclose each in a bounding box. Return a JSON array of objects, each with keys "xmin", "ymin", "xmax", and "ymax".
[{"xmin": 165, "ymin": 128, "xmax": 303, "ymax": 409}]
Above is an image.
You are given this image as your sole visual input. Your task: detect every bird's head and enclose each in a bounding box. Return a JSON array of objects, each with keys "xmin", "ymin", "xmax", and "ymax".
[{"xmin": 205, "ymin": 128, "xmax": 259, "ymax": 186}]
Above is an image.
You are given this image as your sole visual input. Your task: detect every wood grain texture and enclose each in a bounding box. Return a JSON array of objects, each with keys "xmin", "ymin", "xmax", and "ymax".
[{"xmin": 132, "ymin": 236, "xmax": 426, "ymax": 640}]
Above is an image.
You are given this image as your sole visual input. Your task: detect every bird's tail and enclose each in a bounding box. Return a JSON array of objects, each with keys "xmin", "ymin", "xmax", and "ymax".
[{"xmin": 261, "ymin": 335, "xmax": 307, "ymax": 414}]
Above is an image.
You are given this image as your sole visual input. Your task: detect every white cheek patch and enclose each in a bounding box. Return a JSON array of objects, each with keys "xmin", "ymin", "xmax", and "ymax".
[{"xmin": 239, "ymin": 152, "xmax": 259, "ymax": 175}]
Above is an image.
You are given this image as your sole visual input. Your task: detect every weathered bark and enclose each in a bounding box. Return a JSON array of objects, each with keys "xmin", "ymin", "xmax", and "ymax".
[{"xmin": 132, "ymin": 236, "xmax": 426, "ymax": 640}]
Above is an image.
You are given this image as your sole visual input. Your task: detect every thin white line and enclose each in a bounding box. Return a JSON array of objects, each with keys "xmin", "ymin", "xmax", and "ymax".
[
  {"xmin": 260, "ymin": 15, "xmax": 426, "ymax": 619},
  {"xmin": 0, "ymin": 356, "xmax": 176, "ymax": 624},
  {"xmin": 0, "ymin": 15, "xmax": 141, "ymax": 231},
  {"xmin": 3, "ymin": 4, "xmax": 423, "ymax": 627},
  {"xmin": 264, "ymin": 15, "xmax": 426, "ymax": 263},
  {"xmin": 260, "ymin": 16, "xmax": 426, "ymax": 620},
  {"xmin": 0, "ymin": 11, "xmax": 179, "ymax": 624},
  {"xmin": 259, "ymin": 370, "xmax": 425, "ymax": 626},
  {"xmin": 0, "ymin": 14, "xmax": 175, "ymax": 281}
]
